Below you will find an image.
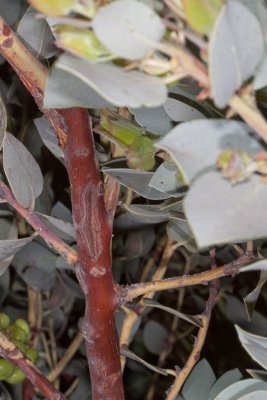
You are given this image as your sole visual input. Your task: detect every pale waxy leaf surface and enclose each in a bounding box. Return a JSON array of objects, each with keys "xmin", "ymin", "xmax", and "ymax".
[
  {"xmin": 209, "ymin": 370, "xmax": 243, "ymax": 400},
  {"xmin": 209, "ymin": 1, "xmax": 264, "ymax": 107},
  {"xmin": 36, "ymin": 213, "xmax": 76, "ymax": 242},
  {"xmin": 102, "ymin": 168, "xmax": 170, "ymax": 200},
  {"xmin": 184, "ymin": 172, "xmax": 267, "ymax": 249},
  {"xmin": 3, "ymin": 133, "xmax": 44, "ymax": 208},
  {"xmin": 155, "ymin": 120, "xmax": 262, "ymax": 185},
  {"xmin": 44, "ymin": 67, "xmax": 111, "ymax": 109},
  {"xmin": 34, "ymin": 117, "xmax": 64, "ymax": 161},
  {"xmin": 164, "ymin": 97, "xmax": 205, "ymax": 122},
  {"xmin": 213, "ymin": 379, "xmax": 267, "ymax": 400},
  {"xmin": 229, "ymin": 0, "xmax": 267, "ymax": 36},
  {"xmin": 182, "ymin": 359, "xmax": 216, "ymax": 400},
  {"xmin": 45, "ymin": 53, "xmax": 167, "ymax": 108},
  {"xmin": 0, "ymin": 235, "xmax": 33, "ymax": 263},
  {"xmin": 92, "ymin": 0, "xmax": 165, "ymax": 60},
  {"xmin": 17, "ymin": 7, "xmax": 56, "ymax": 59},
  {"xmin": 235, "ymin": 325, "xmax": 267, "ymax": 370},
  {"xmin": 238, "ymin": 392, "xmax": 267, "ymax": 400},
  {"xmin": 149, "ymin": 162, "xmax": 184, "ymax": 197},
  {"xmin": 253, "ymin": 49, "xmax": 267, "ymax": 91},
  {"xmin": 130, "ymin": 106, "xmax": 173, "ymax": 135}
]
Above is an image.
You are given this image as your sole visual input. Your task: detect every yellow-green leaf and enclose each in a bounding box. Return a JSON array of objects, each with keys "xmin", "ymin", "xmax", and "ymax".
[
  {"xmin": 29, "ymin": 0, "xmax": 76, "ymax": 16},
  {"xmin": 54, "ymin": 26, "xmax": 112, "ymax": 61},
  {"xmin": 100, "ymin": 109, "xmax": 146, "ymax": 146},
  {"xmin": 29, "ymin": 0, "xmax": 95, "ymax": 17},
  {"xmin": 126, "ymin": 136, "xmax": 156, "ymax": 171},
  {"xmin": 182, "ymin": 0, "xmax": 223, "ymax": 34}
]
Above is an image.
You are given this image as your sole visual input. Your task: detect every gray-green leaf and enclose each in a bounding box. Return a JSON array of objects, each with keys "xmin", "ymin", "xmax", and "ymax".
[
  {"xmin": 184, "ymin": 172, "xmax": 267, "ymax": 249},
  {"xmin": 235, "ymin": 325, "xmax": 267, "ymax": 370},
  {"xmin": 209, "ymin": 1, "xmax": 264, "ymax": 107},
  {"xmin": 92, "ymin": 0, "xmax": 165, "ymax": 60},
  {"xmin": 155, "ymin": 120, "xmax": 262, "ymax": 185},
  {"xmin": 3, "ymin": 133, "xmax": 43, "ymax": 208},
  {"xmin": 44, "ymin": 53, "xmax": 167, "ymax": 108}
]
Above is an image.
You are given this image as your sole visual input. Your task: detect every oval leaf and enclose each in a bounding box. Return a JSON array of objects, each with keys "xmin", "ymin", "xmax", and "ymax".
[
  {"xmin": 44, "ymin": 53, "xmax": 167, "ymax": 108},
  {"xmin": 213, "ymin": 379, "xmax": 267, "ymax": 400},
  {"xmin": 18, "ymin": 7, "xmax": 57, "ymax": 59},
  {"xmin": 92, "ymin": 0, "xmax": 165, "ymax": 60},
  {"xmin": 209, "ymin": 370, "xmax": 243, "ymax": 400},
  {"xmin": 3, "ymin": 133, "xmax": 43, "ymax": 208},
  {"xmin": 209, "ymin": 1, "xmax": 264, "ymax": 107},
  {"xmin": 184, "ymin": 172, "xmax": 267, "ymax": 248},
  {"xmin": 155, "ymin": 119, "xmax": 262, "ymax": 185},
  {"xmin": 182, "ymin": 359, "xmax": 216, "ymax": 400}
]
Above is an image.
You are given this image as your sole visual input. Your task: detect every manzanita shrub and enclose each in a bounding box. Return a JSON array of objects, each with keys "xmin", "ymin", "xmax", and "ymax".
[{"xmin": 0, "ymin": 0, "xmax": 267, "ymax": 399}]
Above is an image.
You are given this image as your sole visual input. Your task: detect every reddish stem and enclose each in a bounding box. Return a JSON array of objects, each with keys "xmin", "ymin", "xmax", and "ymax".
[
  {"xmin": 63, "ymin": 109, "xmax": 124, "ymax": 400},
  {"xmin": 0, "ymin": 19, "xmax": 124, "ymax": 400}
]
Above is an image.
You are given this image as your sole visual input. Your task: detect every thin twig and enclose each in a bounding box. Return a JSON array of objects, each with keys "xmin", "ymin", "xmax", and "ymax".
[
  {"xmin": 64, "ymin": 377, "xmax": 80, "ymax": 397},
  {"xmin": 41, "ymin": 332, "xmax": 54, "ymax": 371},
  {"xmin": 0, "ymin": 181, "xmax": 78, "ymax": 264},
  {"xmin": 0, "ymin": 331, "xmax": 66, "ymax": 400},
  {"xmin": 122, "ymin": 254, "xmax": 253, "ymax": 302},
  {"xmin": 120, "ymin": 238, "xmax": 177, "ymax": 371},
  {"xmin": 47, "ymin": 332, "xmax": 84, "ymax": 382},
  {"xmin": 166, "ymin": 248, "xmax": 220, "ymax": 399},
  {"xmin": 146, "ymin": 254, "xmax": 192, "ymax": 400}
]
